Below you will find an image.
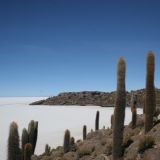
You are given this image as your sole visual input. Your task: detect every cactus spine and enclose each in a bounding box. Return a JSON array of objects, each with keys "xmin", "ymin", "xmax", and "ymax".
[
  {"xmin": 83, "ymin": 125, "xmax": 87, "ymax": 140},
  {"xmin": 28, "ymin": 120, "xmax": 38, "ymax": 154},
  {"xmin": 95, "ymin": 111, "xmax": 99, "ymax": 130},
  {"xmin": 113, "ymin": 58, "xmax": 126, "ymax": 160},
  {"xmin": 145, "ymin": 52, "xmax": 156, "ymax": 133},
  {"xmin": 63, "ymin": 129, "xmax": 71, "ymax": 153},
  {"xmin": 22, "ymin": 128, "xmax": 29, "ymax": 160},
  {"xmin": 24, "ymin": 143, "xmax": 32, "ymax": 160},
  {"xmin": 131, "ymin": 94, "xmax": 137, "ymax": 128},
  {"xmin": 8, "ymin": 122, "xmax": 21, "ymax": 160}
]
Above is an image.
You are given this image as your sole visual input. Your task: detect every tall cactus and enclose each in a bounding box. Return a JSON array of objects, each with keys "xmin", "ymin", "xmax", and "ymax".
[
  {"xmin": 70, "ymin": 137, "xmax": 75, "ymax": 146},
  {"xmin": 63, "ymin": 129, "xmax": 71, "ymax": 153},
  {"xmin": 131, "ymin": 94, "xmax": 137, "ymax": 128},
  {"xmin": 113, "ymin": 58, "xmax": 126, "ymax": 160},
  {"xmin": 7, "ymin": 122, "xmax": 21, "ymax": 160},
  {"xmin": 111, "ymin": 114, "xmax": 114, "ymax": 129},
  {"xmin": 22, "ymin": 128, "xmax": 29, "ymax": 160},
  {"xmin": 24, "ymin": 143, "xmax": 32, "ymax": 160},
  {"xmin": 95, "ymin": 111, "xmax": 99, "ymax": 130},
  {"xmin": 145, "ymin": 52, "xmax": 156, "ymax": 133},
  {"xmin": 45, "ymin": 144, "xmax": 51, "ymax": 156},
  {"xmin": 28, "ymin": 120, "xmax": 38, "ymax": 155},
  {"xmin": 83, "ymin": 125, "xmax": 87, "ymax": 140}
]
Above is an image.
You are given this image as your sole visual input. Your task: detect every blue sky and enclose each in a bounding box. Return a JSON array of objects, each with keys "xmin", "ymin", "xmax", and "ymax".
[{"xmin": 0, "ymin": 0, "xmax": 160, "ymax": 96}]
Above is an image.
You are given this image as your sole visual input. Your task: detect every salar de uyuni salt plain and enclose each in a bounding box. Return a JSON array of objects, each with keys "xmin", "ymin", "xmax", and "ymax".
[{"xmin": 0, "ymin": 97, "xmax": 142, "ymax": 159}]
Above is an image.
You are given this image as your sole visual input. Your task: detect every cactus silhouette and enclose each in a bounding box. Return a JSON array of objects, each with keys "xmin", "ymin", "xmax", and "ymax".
[
  {"xmin": 111, "ymin": 114, "xmax": 114, "ymax": 129},
  {"xmin": 22, "ymin": 128, "xmax": 29, "ymax": 160},
  {"xmin": 113, "ymin": 58, "xmax": 126, "ymax": 160},
  {"xmin": 45, "ymin": 144, "xmax": 51, "ymax": 155},
  {"xmin": 70, "ymin": 137, "xmax": 75, "ymax": 146},
  {"xmin": 24, "ymin": 143, "xmax": 32, "ymax": 160},
  {"xmin": 95, "ymin": 111, "xmax": 99, "ymax": 130},
  {"xmin": 63, "ymin": 129, "xmax": 70, "ymax": 153},
  {"xmin": 131, "ymin": 94, "xmax": 137, "ymax": 128},
  {"xmin": 145, "ymin": 52, "xmax": 156, "ymax": 133},
  {"xmin": 7, "ymin": 122, "xmax": 21, "ymax": 160},
  {"xmin": 28, "ymin": 120, "xmax": 38, "ymax": 155},
  {"xmin": 83, "ymin": 125, "xmax": 87, "ymax": 140}
]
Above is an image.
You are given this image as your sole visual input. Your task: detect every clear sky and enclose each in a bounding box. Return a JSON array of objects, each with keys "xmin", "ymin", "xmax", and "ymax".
[{"xmin": 0, "ymin": 0, "xmax": 160, "ymax": 96}]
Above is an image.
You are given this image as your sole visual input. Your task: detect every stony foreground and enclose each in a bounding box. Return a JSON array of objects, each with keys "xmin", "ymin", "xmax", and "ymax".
[{"xmin": 32, "ymin": 114, "xmax": 160, "ymax": 160}]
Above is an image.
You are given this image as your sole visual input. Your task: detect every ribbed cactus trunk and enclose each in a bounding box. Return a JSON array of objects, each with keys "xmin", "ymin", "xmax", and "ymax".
[
  {"xmin": 83, "ymin": 125, "xmax": 87, "ymax": 140},
  {"xmin": 63, "ymin": 129, "xmax": 70, "ymax": 153},
  {"xmin": 28, "ymin": 120, "xmax": 38, "ymax": 155},
  {"xmin": 8, "ymin": 122, "xmax": 21, "ymax": 160},
  {"xmin": 22, "ymin": 128, "xmax": 29, "ymax": 160},
  {"xmin": 131, "ymin": 94, "xmax": 137, "ymax": 128},
  {"xmin": 24, "ymin": 143, "xmax": 32, "ymax": 160},
  {"xmin": 95, "ymin": 111, "xmax": 99, "ymax": 130},
  {"xmin": 143, "ymin": 95, "xmax": 146, "ymax": 114},
  {"xmin": 113, "ymin": 58, "xmax": 126, "ymax": 160},
  {"xmin": 145, "ymin": 52, "xmax": 156, "ymax": 133}
]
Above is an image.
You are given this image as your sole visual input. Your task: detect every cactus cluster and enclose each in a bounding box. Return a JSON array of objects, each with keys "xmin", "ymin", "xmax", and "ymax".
[
  {"xmin": 8, "ymin": 120, "xmax": 38, "ymax": 160},
  {"xmin": 113, "ymin": 58, "xmax": 126, "ymax": 160}
]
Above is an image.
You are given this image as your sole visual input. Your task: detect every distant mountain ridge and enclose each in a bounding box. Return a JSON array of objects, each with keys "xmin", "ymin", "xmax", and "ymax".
[{"xmin": 30, "ymin": 89, "xmax": 160, "ymax": 108}]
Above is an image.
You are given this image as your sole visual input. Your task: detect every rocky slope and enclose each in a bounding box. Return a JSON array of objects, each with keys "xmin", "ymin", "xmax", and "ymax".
[
  {"xmin": 32, "ymin": 114, "xmax": 160, "ymax": 160},
  {"xmin": 30, "ymin": 89, "xmax": 160, "ymax": 107}
]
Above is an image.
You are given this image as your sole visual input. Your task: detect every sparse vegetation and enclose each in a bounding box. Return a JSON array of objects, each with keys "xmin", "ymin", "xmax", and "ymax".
[
  {"xmin": 138, "ymin": 136, "xmax": 155, "ymax": 154},
  {"xmin": 77, "ymin": 143, "xmax": 95, "ymax": 158}
]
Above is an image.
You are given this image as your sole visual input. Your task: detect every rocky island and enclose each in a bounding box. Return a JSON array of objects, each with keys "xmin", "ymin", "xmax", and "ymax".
[{"xmin": 30, "ymin": 89, "xmax": 160, "ymax": 108}]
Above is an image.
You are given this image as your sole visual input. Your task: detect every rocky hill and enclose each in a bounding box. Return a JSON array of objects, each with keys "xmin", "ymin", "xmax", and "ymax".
[
  {"xmin": 32, "ymin": 114, "xmax": 160, "ymax": 160},
  {"xmin": 30, "ymin": 89, "xmax": 160, "ymax": 108}
]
